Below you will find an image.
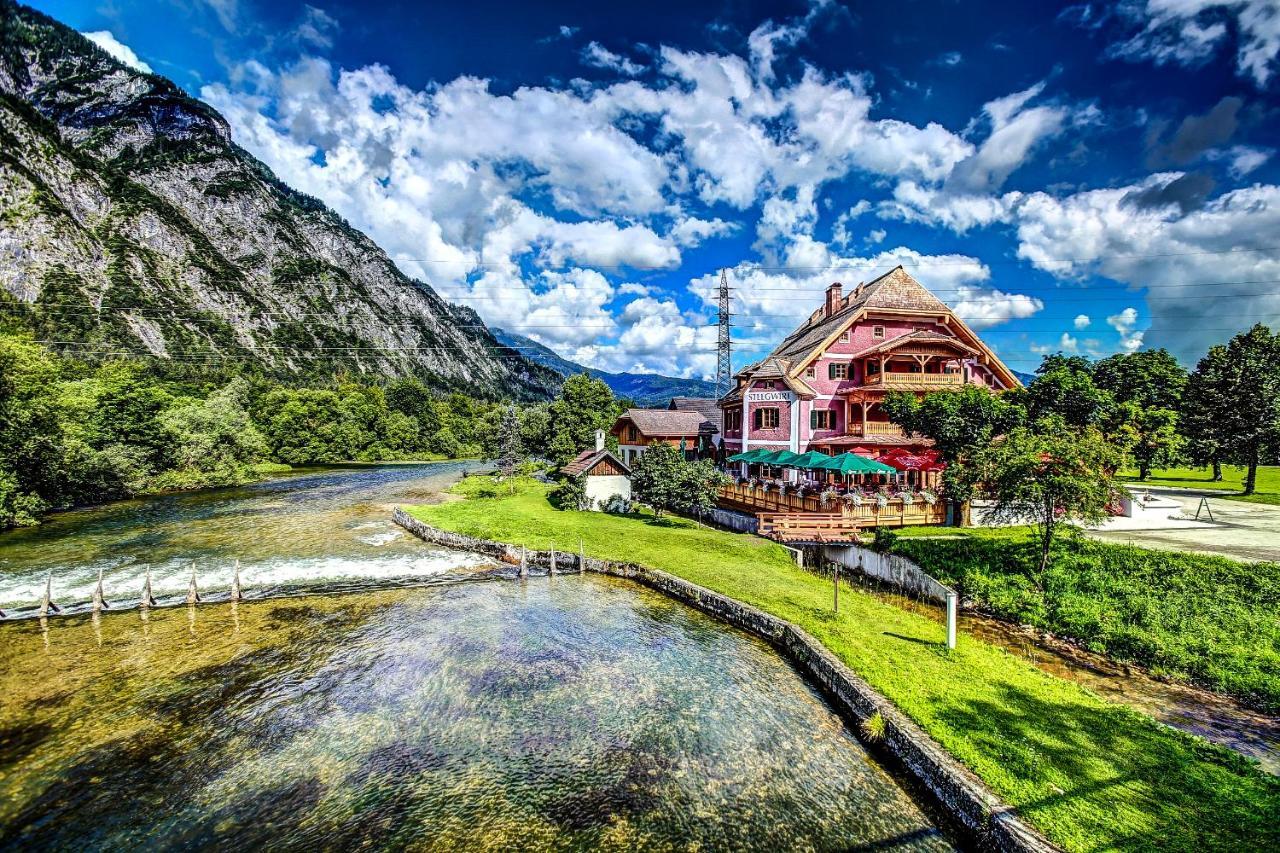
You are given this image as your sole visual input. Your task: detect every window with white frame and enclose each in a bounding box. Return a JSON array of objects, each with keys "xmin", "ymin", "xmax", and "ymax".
[{"xmin": 873, "ymin": 325, "xmax": 885, "ymax": 338}]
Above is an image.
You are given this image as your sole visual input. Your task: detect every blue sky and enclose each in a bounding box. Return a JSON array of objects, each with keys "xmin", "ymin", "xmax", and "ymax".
[{"xmin": 37, "ymin": 0, "xmax": 1280, "ymax": 376}]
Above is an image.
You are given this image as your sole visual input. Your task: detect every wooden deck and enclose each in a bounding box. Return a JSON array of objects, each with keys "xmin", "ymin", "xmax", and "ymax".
[
  {"xmin": 757, "ymin": 513, "xmax": 864, "ymax": 544},
  {"xmin": 718, "ymin": 483, "xmax": 947, "ymax": 542}
]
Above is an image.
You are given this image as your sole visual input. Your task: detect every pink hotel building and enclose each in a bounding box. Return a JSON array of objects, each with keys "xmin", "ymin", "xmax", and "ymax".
[{"xmin": 719, "ymin": 266, "xmax": 1021, "ymax": 464}]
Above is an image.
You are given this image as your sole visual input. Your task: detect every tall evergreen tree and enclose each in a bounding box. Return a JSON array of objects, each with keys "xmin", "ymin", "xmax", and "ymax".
[{"xmin": 496, "ymin": 405, "xmax": 524, "ymax": 475}]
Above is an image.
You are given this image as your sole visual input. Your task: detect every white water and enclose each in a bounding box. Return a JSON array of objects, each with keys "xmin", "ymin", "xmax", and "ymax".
[{"xmin": 0, "ymin": 463, "xmax": 494, "ymax": 616}]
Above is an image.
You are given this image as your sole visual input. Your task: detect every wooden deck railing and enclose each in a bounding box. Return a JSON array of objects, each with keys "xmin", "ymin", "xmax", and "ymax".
[
  {"xmin": 847, "ymin": 421, "xmax": 907, "ymax": 438},
  {"xmin": 863, "ymin": 372, "xmax": 963, "ymax": 389},
  {"xmin": 717, "ymin": 483, "xmax": 947, "ymax": 528}
]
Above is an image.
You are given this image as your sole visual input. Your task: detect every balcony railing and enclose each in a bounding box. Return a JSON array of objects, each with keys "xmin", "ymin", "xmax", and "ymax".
[
  {"xmin": 847, "ymin": 421, "xmax": 906, "ymax": 438},
  {"xmin": 862, "ymin": 372, "xmax": 963, "ymax": 388},
  {"xmin": 717, "ymin": 483, "xmax": 947, "ymax": 528}
]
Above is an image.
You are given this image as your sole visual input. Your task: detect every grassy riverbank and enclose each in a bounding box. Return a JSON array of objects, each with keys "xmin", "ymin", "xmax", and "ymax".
[
  {"xmin": 882, "ymin": 526, "xmax": 1280, "ymax": 711},
  {"xmin": 410, "ymin": 477, "xmax": 1280, "ymax": 853},
  {"xmin": 1118, "ymin": 464, "xmax": 1280, "ymax": 505}
]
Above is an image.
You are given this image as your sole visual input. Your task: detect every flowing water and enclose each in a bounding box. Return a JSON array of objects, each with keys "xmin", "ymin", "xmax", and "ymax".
[
  {"xmin": 0, "ymin": 463, "xmax": 495, "ymax": 616},
  {"xmin": 0, "ymin": 465, "xmax": 956, "ymax": 850}
]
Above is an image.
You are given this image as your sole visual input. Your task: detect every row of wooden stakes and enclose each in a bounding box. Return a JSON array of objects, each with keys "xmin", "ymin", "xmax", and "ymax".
[
  {"xmin": 5, "ymin": 560, "xmax": 248, "ymax": 620},
  {"xmin": 515, "ymin": 543, "xmax": 587, "ymax": 579}
]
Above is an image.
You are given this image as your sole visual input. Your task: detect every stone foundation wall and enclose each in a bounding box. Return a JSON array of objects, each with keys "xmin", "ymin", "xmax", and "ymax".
[{"xmin": 393, "ymin": 507, "xmax": 1057, "ymax": 853}]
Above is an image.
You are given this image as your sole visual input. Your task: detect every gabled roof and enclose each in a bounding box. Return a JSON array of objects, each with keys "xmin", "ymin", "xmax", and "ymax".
[
  {"xmin": 769, "ymin": 266, "xmax": 951, "ymax": 363},
  {"xmin": 847, "ymin": 329, "xmax": 979, "ymax": 360},
  {"xmin": 560, "ymin": 448, "xmax": 630, "ymax": 477},
  {"xmin": 746, "ymin": 357, "xmax": 817, "ymax": 398},
  {"xmin": 668, "ymin": 397, "xmax": 723, "ymax": 432},
  {"xmin": 617, "ymin": 408, "xmax": 709, "ymax": 437}
]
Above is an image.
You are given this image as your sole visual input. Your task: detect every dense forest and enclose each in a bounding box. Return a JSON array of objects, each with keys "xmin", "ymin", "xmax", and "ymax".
[{"xmin": 0, "ymin": 333, "xmax": 629, "ymax": 529}]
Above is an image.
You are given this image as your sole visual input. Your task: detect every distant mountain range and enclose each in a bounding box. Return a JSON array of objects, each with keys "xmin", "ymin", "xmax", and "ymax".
[
  {"xmin": 0, "ymin": 1, "xmax": 557, "ymax": 398},
  {"xmin": 492, "ymin": 328, "xmax": 718, "ymax": 406}
]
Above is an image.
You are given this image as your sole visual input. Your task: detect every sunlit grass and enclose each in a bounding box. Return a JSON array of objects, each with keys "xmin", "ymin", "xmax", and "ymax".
[
  {"xmin": 1119, "ymin": 464, "xmax": 1280, "ymax": 505},
  {"xmin": 412, "ymin": 477, "xmax": 1280, "ymax": 853}
]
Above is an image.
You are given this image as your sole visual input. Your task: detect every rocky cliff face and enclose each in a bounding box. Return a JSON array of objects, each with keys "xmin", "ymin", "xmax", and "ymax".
[{"xmin": 0, "ymin": 1, "xmax": 556, "ymax": 398}]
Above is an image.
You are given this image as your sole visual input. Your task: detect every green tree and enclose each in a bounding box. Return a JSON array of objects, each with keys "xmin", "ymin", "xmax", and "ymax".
[
  {"xmin": 1108, "ymin": 403, "xmax": 1181, "ymax": 481},
  {"xmin": 518, "ymin": 403, "xmax": 551, "ymax": 455},
  {"xmin": 548, "ymin": 373, "xmax": 618, "ymax": 464},
  {"xmin": 160, "ymin": 377, "xmax": 268, "ymax": 479},
  {"xmin": 1012, "ymin": 361, "xmax": 1114, "ymax": 427},
  {"xmin": 974, "ymin": 416, "xmax": 1123, "ymax": 581},
  {"xmin": 883, "ymin": 386, "xmax": 1023, "ymax": 500},
  {"xmin": 495, "ymin": 405, "xmax": 524, "ymax": 475},
  {"xmin": 1181, "ymin": 344, "xmax": 1232, "ymax": 481},
  {"xmin": 1093, "ymin": 349, "xmax": 1187, "ymax": 411},
  {"xmin": 1213, "ymin": 324, "xmax": 1280, "ymax": 494},
  {"xmin": 90, "ymin": 361, "xmax": 175, "ymax": 470},
  {"xmin": 260, "ymin": 388, "xmax": 350, "ymax": 463},
  {"xmin": 631, "ymin": 443, "xmax": 726, "ymax": 518}
]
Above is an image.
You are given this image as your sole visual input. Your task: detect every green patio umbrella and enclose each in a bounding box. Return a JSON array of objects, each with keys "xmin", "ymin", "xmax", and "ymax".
[
  {"xmin": 815, "ymin": 452, "xmax": 897, "ymax": 475},
  {"xmin": 789, "ymin": 450, "xmax": 834, "ymax": 469},
  {"xmin": 755, "ymin": 449, "xmax": 804, "ymax": 466},
  {"xmin": 727, "ymin": 448, "xmax": 771, "ymax": 463}
]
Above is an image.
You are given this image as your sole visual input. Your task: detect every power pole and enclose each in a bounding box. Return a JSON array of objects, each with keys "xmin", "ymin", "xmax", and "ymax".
[{"xmin": 716, "ymin": 269, "xmax": 732, "ymax": 401}]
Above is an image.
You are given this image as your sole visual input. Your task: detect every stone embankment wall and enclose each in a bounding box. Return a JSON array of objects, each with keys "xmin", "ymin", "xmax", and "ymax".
[
  {"xmin": 817, "ymin": 544, "xmax": 955, "ymax": 604},
  {"xmin": 393, "ymin": 507, "xmax": 1057, "ymax": 853}
]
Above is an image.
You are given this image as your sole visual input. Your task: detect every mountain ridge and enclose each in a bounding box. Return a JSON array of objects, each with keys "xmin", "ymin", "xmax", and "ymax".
[
  {"xmin": 0, "ymin": 0, "xmax": 557, "ymax": 399},
  {"xmin": 491, "ymin": 327, "xmax": 718, "ymax": 406}
]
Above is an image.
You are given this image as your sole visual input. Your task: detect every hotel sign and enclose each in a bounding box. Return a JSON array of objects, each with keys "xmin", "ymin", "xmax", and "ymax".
[{"xmin": 746, "ymin": 391, "xmax": 791, "ymax": 402}]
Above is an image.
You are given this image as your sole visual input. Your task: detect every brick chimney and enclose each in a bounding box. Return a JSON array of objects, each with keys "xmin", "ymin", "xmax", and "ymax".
[{"xmin": 825, "ymin": 282, "xmax": 843, "ymax": 317}]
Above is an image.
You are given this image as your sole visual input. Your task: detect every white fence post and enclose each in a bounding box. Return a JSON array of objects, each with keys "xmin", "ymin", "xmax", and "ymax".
[{"xmin": 946, "ymin": 591, "xmax": 958, "ymax": 650}]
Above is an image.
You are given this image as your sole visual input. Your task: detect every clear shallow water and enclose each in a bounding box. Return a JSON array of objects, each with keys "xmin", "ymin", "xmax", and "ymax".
[
  {"xmin": 0, "ymin": 463, "xmax": 494, "ymax": 615},
  {"xmin": 0, "ymin": 577, "xmax": 955, "ymax": 851}
]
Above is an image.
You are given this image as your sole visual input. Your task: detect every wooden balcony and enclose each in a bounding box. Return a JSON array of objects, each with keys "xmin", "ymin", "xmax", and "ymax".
[
  {"xmin": 718, "ymin": 482, "xmax": 947, "ymax": 530},
  {"xmin": 847, "ymin": 421, "xmax": 906, "ymax": 438},
  {"xmin": 862, "ymin": 372, "xmax": 964, "ymax": 389}
]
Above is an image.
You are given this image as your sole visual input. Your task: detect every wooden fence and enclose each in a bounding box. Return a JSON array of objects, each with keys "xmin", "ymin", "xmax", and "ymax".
[{"xmin": 718, "ymin": 483, "xmax": 947, "ymax": 528}]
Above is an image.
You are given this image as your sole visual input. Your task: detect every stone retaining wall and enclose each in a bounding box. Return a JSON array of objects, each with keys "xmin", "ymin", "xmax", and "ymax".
[
  {"xmin": 393, "ymin": 507, "xmax": 1057, "ymax": 853},
  {"xmin": 818, "ymin": 544, "xmax": 955, "ymax": 604}
]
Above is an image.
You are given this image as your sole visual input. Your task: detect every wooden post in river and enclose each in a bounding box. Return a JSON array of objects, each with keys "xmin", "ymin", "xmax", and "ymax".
[
  {"xmin": 579, "ymin": 540, "xmax": 585, "ymax": 573},
  {"xmin": 519, "ymin": 546, "xmax": 527, "ymax": 579},
  {"xmin": 92, "ymin": 568, "xmax": 108, "ymax": 612},
  {"xmin": 230, "ymin": 559, "xmax": 242, "ymax": 602},
  {"xmin": 549, "ymin": 545, "xmax": 557, "ymax": 576},
  {"xmin": 186, "ymin": 564, "xmax": 200, "ymax": 605},
  {"xmin": 38, "ymin": 571, "xmax": 60, "ymax": 617},
  {"xmin": 139, "ymin": 566, "xmax": 157, "ymax": 609}
]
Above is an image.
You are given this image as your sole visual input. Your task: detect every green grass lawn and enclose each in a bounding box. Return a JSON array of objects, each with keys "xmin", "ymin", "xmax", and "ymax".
[
  {"xmin": 882, "ymin": 526, "xmax": 1280, "ymax": 711},
  {"xmin": 1119, "ymin": 464, "xmax": 1280, "ymax": 505},
  {"xmin": 411, "ymin": 477, "xmax": 1279, "ymax": 853}
]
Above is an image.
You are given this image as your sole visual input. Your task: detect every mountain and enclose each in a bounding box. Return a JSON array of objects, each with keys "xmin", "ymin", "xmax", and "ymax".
[
  {"xmin": 0, "ymin": 1, "xmax": 557, "ymax": 399},
  {"xmin": 492, "ymin": 328, "xmax": 718, "ymax": 406}
]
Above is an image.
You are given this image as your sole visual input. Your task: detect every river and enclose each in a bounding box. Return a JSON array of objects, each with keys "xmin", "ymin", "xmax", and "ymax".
[{"xmin": 0, "ymin": 464, "xmax": 956, "ymax": 851}]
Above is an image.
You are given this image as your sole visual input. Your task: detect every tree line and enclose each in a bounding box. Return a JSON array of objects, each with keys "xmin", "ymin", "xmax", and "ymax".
[
  {"xmin": 0, "ymin": 334, "xmax": 638, "ymax": 529},
  {"xmin": 882, "ymin": 323, "xmax": 1280, "ymax": 574}
]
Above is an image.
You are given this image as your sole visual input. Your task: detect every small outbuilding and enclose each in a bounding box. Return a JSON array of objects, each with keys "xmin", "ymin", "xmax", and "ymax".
[{"xmin": 560, "ymin": 431, "xmax": 632, "ymax": 511}]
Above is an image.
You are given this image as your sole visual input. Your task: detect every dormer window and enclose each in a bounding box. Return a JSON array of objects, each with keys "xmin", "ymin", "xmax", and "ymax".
[
  {"xmin": 873, "ymin": 325, "xmax": 885, "ymax": 339},
  {"xmin": 839, "ymin": 330, "xmax": 850, "ymax": 343},
  {"xmin": 805, "ymin": 365, "xmax": 816, "ymax": 379}
]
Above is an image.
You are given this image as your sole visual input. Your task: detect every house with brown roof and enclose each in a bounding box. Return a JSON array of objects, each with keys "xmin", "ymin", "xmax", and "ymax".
[
  {"xmin": 611, "ymin": 407, "xmax": 716, "ymax": 467},
  {"xmin": 720, "ymin": 265, "xmax": 1020, "ymax": 464},
  {"xmin": 559, "ymin": 431, "xmax": 632, "ymax": 510}
]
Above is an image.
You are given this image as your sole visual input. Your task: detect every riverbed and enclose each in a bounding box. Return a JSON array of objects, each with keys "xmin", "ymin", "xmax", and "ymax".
[{"xmin": 0, "ymin": 464, "xmax": 956, "ymax": 850}]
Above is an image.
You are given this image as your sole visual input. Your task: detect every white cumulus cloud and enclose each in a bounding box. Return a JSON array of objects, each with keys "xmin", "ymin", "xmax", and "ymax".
[{"xmin": 81, "ymin": 31, "xmax": 152, "ymax": 73}]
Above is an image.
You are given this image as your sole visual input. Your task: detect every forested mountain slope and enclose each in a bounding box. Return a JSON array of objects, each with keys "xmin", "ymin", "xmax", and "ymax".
[{"xmin": 0, "ymin": 0, "xmax": 556, "ymax": 399}]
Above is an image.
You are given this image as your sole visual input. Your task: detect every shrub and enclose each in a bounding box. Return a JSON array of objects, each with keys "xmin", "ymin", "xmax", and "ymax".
[
  {"xmin": 602, "ymin": 493, "xmax": 632, "ymax": 514},
  {"xmin": 549, "ymin": 474, "xmax": 588, "ymax": 510}
]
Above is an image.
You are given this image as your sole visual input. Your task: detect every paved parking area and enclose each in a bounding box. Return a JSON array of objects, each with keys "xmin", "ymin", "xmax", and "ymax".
[{"xmin": 1087, "ymin": 487, "xmax": 1280, "ymax": 562}]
